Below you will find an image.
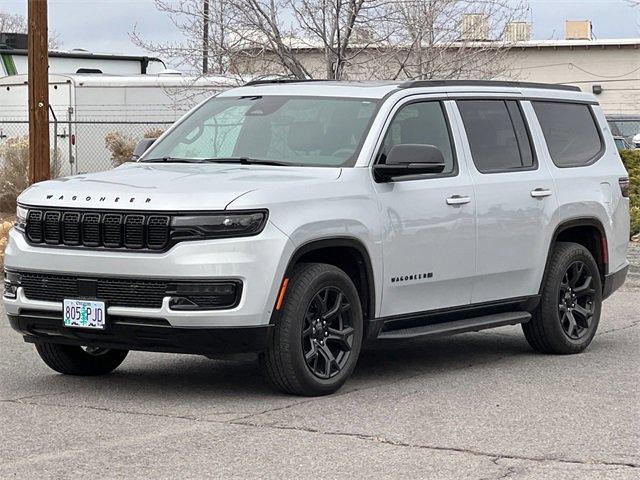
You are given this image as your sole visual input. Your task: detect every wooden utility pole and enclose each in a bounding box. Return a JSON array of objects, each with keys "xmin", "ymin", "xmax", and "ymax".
[
  {"xmin": 28, "ymin": 0, "xmax": 50, "ymax": 184},
  {"xmin": 202, "ymin": 0, "xmax": 209, "ymax": 74}
]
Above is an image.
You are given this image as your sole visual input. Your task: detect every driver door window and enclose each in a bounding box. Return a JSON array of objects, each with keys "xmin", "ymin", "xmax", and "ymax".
[{"xmin": 378, "ymin": 101, "xmax": 456, "ymax": 175}]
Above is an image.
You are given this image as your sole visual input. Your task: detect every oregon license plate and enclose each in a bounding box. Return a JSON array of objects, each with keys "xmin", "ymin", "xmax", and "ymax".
[{"xmin": 63, "ymin": 299, "xmax": 106, "ymax": 329}]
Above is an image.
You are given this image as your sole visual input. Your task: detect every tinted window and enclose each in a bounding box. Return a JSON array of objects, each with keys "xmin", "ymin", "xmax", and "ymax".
[
  {"xmin": 457, "ymin": 100, "xmax": 535, "ymax": 173},
  {"xmin": 532, "ymin": 102, "xmax": 603, "ymax": 167},
  {"xmin": 379, "ymin": 101, "xmax": 456, "ymax": 174}
]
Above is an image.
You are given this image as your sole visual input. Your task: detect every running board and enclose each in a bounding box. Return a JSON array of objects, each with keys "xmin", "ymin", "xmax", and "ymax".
[{"xmin": 377, "ymin": 311, "xmax": 531, "ymax": 340}]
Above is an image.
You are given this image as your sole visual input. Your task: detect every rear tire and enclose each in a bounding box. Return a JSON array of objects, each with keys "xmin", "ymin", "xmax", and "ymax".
[
  {"xmin": 523, "ymin": 242, "xmax": 602, "ymax": 354},
  {"xmin": 261, "ymin": 263, "xmax": 363, "ymax": 396},
  {"xmin": 35, "ymin": 343, "xmax": 128, "ymax": 375}
]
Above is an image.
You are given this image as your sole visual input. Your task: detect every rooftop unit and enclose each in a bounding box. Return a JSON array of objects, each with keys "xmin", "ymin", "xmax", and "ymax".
[
  {"xmin": 460, "ymin": 14, "xmax": 490, "ymax": 41},
  {"xmin": 565, "ymin": 20, "xmax": 593, "ymax": 40},
  {"xmin": 505, "ymin": 22, "xmax": 531, "ymax": 42}
]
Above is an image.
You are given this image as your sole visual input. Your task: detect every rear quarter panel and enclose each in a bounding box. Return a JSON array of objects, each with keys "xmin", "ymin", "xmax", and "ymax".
[{"xmin": 527, "ymin": 103, "xmax": 629, "ymax": 274}]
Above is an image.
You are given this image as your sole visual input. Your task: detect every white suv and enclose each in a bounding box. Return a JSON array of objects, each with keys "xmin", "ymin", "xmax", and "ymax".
[{"xmin": 3, "ymin": 80, "xmax": 630, "ymax": 396}]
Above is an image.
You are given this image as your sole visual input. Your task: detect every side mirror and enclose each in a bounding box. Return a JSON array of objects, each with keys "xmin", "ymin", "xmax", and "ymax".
[
  {"xmin": 373, "ymin": 144, "xmax": 446, "ymax": 182},
  {"xmin": 132, "ymin": 138, "xmax": 157, "ymax": 160}
]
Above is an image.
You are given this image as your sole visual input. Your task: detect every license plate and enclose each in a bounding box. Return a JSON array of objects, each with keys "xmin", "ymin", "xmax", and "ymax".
[{"xmin": 63, "ymin": 299, "xmax": 106, "ymax": 329}]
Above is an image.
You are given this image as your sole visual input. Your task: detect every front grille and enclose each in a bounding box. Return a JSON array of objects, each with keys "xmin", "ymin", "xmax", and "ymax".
[
  {"xmin": 147, "ymin": 216, "xmax": 170, "ymax": 250},
  {"xmin": 62, "ymin": 212, "xmax": 81, "ymax": 245},
  {"xmin": 21, "ymin": 272, "xmax": 169, "ymax": 308},
  {"xmin": 18, "ymin": 272, "xmax": 241, "ymax": 310},
  {"xmin": 26, "ymin": 209, "xmax": 171, "ymax": 251},
  {"xmin": 26, "ymin": 210, "xmax": 43, "ymax": 242},
  {"xmin": 43, "ymin": 211, "xmax": 61, "ymax": 245}
]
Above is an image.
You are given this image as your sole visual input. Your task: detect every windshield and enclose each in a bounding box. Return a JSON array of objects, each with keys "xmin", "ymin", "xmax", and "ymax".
[{"xmin": 143, "ymin": 95, "xmax": 380, "ymax": 167}]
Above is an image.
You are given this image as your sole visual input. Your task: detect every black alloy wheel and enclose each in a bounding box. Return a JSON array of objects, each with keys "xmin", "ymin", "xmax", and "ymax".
[
  {"xmin": 522, "ymin": 242, "xmax": 602, "ymax": 354},
  {"xmin": 302, "ymin": 286, "xmax": 355, "ymax": 379},
  {"xmin": 261, "ymin": 263, "xmax": 363, "ymax": 396},
  {"xmin": 558, "ymin": 261, "xmax": 597, "ymax": 340}
]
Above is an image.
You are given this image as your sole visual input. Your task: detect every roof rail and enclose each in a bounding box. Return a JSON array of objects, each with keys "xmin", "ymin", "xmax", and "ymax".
[
  {"xmin": 398, "ymin": 79, "xmax": 581, "ymax": 92},
  {"xmin": 243, "ymin": 78, "xmax": 329, "ymax": 86}
]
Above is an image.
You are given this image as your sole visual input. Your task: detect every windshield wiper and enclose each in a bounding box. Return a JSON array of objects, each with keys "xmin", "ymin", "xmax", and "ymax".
[
  {"xmin": 201, "ymin": 157, "xmax": 293, "ymax": 166},
  {"xmin": 141, "ymin": 157, "xmax": 205, "ymax": 164}
]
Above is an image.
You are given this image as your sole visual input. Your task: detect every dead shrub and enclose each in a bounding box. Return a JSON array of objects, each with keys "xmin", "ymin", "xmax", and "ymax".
[
  {"xmin": 0, "ymin": 136, "xmax": 61, "ymax": 212},
  {"xmin": 105, "ymin": 128, "xmax": 165, "ymax": 167}
]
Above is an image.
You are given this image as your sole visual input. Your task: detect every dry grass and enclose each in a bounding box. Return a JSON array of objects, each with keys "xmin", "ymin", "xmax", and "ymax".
[{"xmin": 0, "ymin": 214, "xmax": 15, "ymax": 269}]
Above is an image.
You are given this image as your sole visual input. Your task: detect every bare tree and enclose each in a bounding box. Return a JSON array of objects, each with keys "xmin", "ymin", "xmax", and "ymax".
[
  {"xmin": 133, "ymin": 0, "xmax": 528, "ymax": 81},
  {"xmin": 229, "ymin": 0, "xmax": 312, "ymax": 79},
  {"xmin": 131, "ymin": 0, "xmax": 244, "ymax": 76},
  {"xmin": 0, "ymin": 9, "xmax": 62, "ymax": 48},
  {"xmin": 132, "ymin": 0, "xmax": 391, "ymax": 80},
  {"xmin": 382, "ymin": 0, "xmax": 530, "ymax": 80},
  {"xmin": 0, "ymin": 11, "xmax": 27, "ymax": 34},
  {"xmin": 288, "ymin": 0, "xmax": 393, "ymax": 79}
]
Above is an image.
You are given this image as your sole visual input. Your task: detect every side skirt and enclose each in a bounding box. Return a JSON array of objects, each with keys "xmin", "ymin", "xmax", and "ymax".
[{"xmin": 368, "ymin": 295, "xmax": 540, "ymax": 341}]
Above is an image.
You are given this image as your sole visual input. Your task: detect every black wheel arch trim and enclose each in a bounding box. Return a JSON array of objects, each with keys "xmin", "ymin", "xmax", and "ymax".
[
  {"xmin": 277, "ymin": 236, "xmax": 376, "ymax": 325},
  {"xmin": 540, "ymin": 217, "xmax": 608, "ymax": 295}
]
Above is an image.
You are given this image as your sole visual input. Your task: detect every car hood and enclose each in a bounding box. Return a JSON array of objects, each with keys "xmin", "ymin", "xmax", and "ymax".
[{"xmin": 18, "ymin": 162, "xmax": 342, "ymax": 211}]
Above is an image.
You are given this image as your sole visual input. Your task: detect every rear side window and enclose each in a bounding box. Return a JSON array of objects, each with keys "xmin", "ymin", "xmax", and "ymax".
[
  {"xmin": 532, "ymin": 101, "xmax": 603, "ymax": 167},
  {"xmin": 457, "ymin": 100, "xmax": 535, "ymax": 173}
]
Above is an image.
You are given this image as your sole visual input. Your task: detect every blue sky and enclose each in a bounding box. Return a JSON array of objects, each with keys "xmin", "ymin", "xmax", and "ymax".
[{"xmin": 2, "ymin": 0, "xmax": 639, "ymax": 57}]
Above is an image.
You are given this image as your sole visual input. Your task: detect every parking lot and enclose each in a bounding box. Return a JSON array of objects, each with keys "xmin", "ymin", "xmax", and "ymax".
[{"xmin": 1, "ymin": 249, "xmax": 638, "ymax": 479}]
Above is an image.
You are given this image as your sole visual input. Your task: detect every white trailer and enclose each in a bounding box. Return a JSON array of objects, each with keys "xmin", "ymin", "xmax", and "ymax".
[
  {"xmin": 1, "ymin": 46, "xmax": 167, "ymax": 77},
  {"xmin": 0, "ymin": 73, "xmax": 236, "ymax": 175}
]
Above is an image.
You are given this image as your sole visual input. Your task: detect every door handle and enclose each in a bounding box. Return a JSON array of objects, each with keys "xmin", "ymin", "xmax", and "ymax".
[
  {"xmin": 446, "ymin": 195, "xmax": 471, "ymax": 205},
  {"xmin": 530, "ymin": 188, "xmax": 553, "ymax": 198}
]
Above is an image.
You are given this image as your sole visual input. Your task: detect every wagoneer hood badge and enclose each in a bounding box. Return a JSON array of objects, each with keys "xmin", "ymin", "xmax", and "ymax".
[{"xmin": 18, "ymin": 162, "xmax": 341, "ymax": 211}]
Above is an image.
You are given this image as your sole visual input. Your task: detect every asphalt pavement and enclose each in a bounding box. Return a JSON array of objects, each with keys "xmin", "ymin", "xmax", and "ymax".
[{"xmin": 0, "ymin": 263, "xmax": 638, "ymax": 479}]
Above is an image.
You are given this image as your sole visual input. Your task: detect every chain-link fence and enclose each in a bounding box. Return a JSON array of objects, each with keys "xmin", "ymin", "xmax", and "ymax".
[
  {"xmin": 0, "ymin": 118, "xmax": 175, "ymax": 178},
  {"xmin": 607, "ymin": 116, "xmax": 640, "ymax": 145}
]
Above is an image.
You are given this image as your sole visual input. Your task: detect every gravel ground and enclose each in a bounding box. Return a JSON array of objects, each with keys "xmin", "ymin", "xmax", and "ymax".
[{"xmin": 628, "ymin": 241, "xmax": 640, "ymax": 277}]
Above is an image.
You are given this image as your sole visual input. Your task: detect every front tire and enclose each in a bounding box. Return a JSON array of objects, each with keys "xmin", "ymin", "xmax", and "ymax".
[
  {"xmin": 35, "ymin": 343, "xmax": 128, "ymax": 375},
  {"xmin": 261, "ymin": 263, "xmax": 363, "ymax": 396},
  {"xmin": 523, "ymin": 242, "xmax": 602, "ymax": 354}
]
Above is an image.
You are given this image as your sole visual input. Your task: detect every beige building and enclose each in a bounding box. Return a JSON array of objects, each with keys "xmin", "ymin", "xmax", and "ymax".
[
  {"xmin": 503, "ymin": 38, "xmax": 639, "ymax": 116},
  {"xmin": 234, "ymin": 21, "xmax": 639, "ymax": 117}
]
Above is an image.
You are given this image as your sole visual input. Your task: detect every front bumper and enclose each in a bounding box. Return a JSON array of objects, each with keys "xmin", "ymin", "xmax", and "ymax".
[
  {"xmin": 8, "ymin": 309, "xmax": 272, "ymax": 355},
  {"xmin": 3, "ymin": 222, "xmax": 293, "ymax": 328}
]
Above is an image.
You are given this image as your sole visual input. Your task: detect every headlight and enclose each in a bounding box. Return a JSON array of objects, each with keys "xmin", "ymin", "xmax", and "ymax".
[
  {"xmin": 15, "ymin": 205, "xmax": 28, "ymax": 232},
  {"xmin": 171, "ymin": 211, "xmax": 268, "ymax": 240}
]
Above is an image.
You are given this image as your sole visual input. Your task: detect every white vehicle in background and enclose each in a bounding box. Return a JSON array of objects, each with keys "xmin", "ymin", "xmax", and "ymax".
[
  {"xmin": 3, "ymin": 79, "xmax": 630, "ymax": 396},
  {"xmin": 0, "ymin": 73, "xmax": 237, "ymax": 175}
]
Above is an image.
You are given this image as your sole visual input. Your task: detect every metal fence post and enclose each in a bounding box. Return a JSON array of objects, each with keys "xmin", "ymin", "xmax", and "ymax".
[
  {"xmin": 49, "ymin": 105, "xmax": 58, "ymax": 177},
  {"xmin": 67, "ymin": 106, "xmax": 75, "ymax": 174}
]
